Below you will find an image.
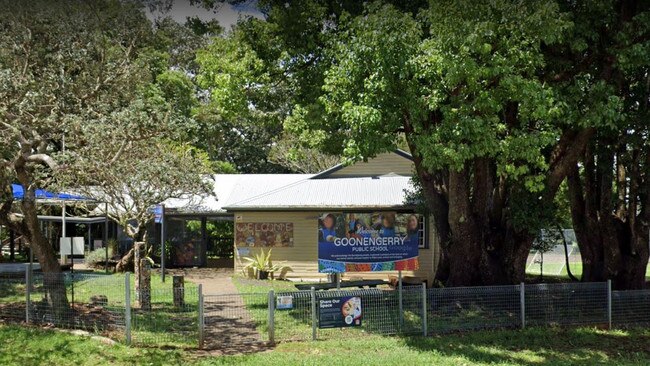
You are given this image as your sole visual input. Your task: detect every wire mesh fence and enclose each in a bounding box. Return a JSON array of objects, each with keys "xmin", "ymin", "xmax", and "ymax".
[
  {"xmin": 130, "ymin": 286, "xmax": 199, "ymax": 347},
  {"xmin": 202, "ymin": 292, "xmax": 268, "ymax": 348},
  {"xmin": 525, "ymin": 282, "xmax": 608, "ymax": 327},
  {"xmin": 273, "ymin": 290, "xmax": 313, "ymax": 342},
  {"xmin": 0, "ymin": 272, "xmax": 28, "ymax": 322},
  {"xmin": 428, "ymin": 285, "xmax": 521, "ymax": 334},
  {"xmin": 16, "ymin": 272, "xmax": 128, "ymax": 340},
  {"xmin": 5, "ymin": 270, "xmax": 650, "ymax": 350},
  {"xmin": 315, "ymin": 286, "xmax": 424, "ymax": 338},
  {"xmin": 612, "ymin": 289, "xmax": 650, "ymax": 327}
]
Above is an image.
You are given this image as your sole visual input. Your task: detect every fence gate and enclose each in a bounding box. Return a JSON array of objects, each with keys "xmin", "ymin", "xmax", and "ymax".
[{"xmin": 201, "ymin": 292, "xmax": 269, "ymax": 350}]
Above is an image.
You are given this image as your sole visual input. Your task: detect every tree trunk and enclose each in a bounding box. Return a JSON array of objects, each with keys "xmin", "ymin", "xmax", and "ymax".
[
  {"xmin": 446, "ymin": 167, "xmax": 482, "ymax": 285},
  {"xmin": 115, "ymin": 247, "xmax": 135, "ymax": 272},
  {"xmin": 20, "ymin": 186, "xmax": 70, "ymax": 319},
  {"xmin": 480, "ymin": 230, "xmax": 533, "ymax": 285},
  {"xmin": 403, "ymin": 117, "xmax": 589, "ymax": 287},
  {"xmin": 567, "ymin": 154, "xmax": 649, "ymax": 290}
]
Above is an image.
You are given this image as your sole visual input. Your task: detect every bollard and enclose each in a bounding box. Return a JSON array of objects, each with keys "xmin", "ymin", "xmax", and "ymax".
[
  {"xmin": 125, "ymin": 272, "xmax": 132, "ymax": 345},
  {"xmin": 173, "ymin": 275, "xmax": 185, "ymax": 308},
  {"xmin": 311, "ymin": 287, "xmax": 317, "ymax": 341},
  {"xmin": 268, "ymin": 290, "xmax": 275, "ymax": 344}
]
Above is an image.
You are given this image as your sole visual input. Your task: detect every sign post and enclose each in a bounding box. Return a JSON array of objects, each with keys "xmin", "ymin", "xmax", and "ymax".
[
  {"xmin": 398, "ymin": 270, "xmax": 403, "ymax": 331},
  {"xmin": 311, "ymin": 287, "xmax": 317, "ymax": 340},
  {"xmin": 155, "ymin": 205, "xmax": 165, "ymax": 283}
]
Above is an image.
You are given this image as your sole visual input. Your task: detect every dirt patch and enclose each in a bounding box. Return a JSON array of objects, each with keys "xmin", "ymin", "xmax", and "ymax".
[{"xmin": 0, "ymin": 301, "xmax": 123, "ymax": 335}]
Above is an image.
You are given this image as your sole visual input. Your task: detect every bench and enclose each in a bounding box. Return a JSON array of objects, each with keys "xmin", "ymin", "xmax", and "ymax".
[{"xmin": 295, "ymin": 279, "xmax": 389, "ymax": 291}]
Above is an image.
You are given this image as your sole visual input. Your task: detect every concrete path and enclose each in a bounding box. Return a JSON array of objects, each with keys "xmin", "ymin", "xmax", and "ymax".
[{"xmin": 163, "ymin": 268, "xmax": 268, "ymax": 353}]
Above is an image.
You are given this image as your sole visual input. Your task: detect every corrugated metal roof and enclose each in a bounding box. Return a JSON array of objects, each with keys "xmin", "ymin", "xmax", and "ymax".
[
  {"xmin": 163, "ymin": 174, "xmax": 312, "ymax": 214},
  {"xmin": 224, "ymin": 175, "xmax": 415, "ymax": 211}
]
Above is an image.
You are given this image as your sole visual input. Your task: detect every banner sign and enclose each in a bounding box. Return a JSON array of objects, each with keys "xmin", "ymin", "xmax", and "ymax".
[
  {"xmin": 318, "ymin": 212, "xmax": 420, "ymax": 273},
  {"xmin": 318, "ymin": 296, "xmax": 362, "ymax": 328},
  {"xmin": 235, "ymin": 222, "xmax": 294, "ymax": 247}
]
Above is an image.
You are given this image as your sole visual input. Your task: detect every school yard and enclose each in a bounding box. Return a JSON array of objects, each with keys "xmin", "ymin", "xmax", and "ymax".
[{"xmin": 2, "ymin": 324, "xmax": 650, "ymax": 365}]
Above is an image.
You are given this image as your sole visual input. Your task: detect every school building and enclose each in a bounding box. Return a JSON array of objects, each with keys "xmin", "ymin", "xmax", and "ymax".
[{"xmin": 163, "ymin": 150, "xmax": 441, "ymax": 285}]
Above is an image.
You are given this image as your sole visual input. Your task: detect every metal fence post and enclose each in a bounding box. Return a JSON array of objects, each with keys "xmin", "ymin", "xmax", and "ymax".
[
  {"xmin": 607, "ymin": 280, "xmax": 612, "ymax": 329},
  {"xmin": 198, "ymin": 284, "xmax": 204, "ymax": 349},
  {"xmin": 520, "ymin": 282, "xmax": 525, "ymax": 329},
  {"xmin": 311, "ymin": 287, "xmax": 317, "ymax": 341},
  {"xmin": 125, "ymin": 272, "xmax": 132, "ymax": 346},
  {"xmin": 421, "ymin": 282, "xmax": 427, "ymax": 336},
  {"xmin": 25, "ymin": 266, "xmax": 31, "ymax": 323},
  {"xmin": 398, "ymin": 270, "xmax": 403, "ymax": 331},
  {"xmin": 268, "ymin": 290, "xmax": 275, "ymax": 344}
]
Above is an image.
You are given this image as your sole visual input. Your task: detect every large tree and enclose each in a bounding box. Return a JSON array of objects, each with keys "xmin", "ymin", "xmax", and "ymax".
[
  {"xmin": 308, "ymin": 0, "xmax": 587, "ymax": 286},
  {"xmin": 0, "ymin": 0, "xmax": 213, "ymax": 313},
  {"xmin": 197, "ymin": 0, "xmax": 648, "ymax": 286},
  {"xmin": 562, "ymin": 0, "xmax": 650, "ymax": 289}
]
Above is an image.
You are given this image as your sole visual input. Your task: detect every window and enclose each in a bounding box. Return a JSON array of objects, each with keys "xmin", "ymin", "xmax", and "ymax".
[{"xmin": 418, "ymin": 216, "xmax": 427, "ymax": 249}]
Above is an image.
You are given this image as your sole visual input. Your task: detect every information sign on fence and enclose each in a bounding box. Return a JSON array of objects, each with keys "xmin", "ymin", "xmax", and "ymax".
[
  {"xmin": 276, "ymin": 295, "xmax": 293, "ymax": 310},
  {"xmin": 318, "ymin": 296, "xmax": 362, "ymax": 328}
]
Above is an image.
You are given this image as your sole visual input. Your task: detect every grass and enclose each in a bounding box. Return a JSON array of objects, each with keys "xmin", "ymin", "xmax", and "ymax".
[
  {"xmin": 0, "ymin": 324, "xmax": 188, "ymax": 366},
  {"xmin": 232, "ymin": 276, "xmax": 463, "ymax": 341},
  {"xmin": 0, "ymin": 272, "xmax": 201, "ymax": 348},
  {"xmin": 3, "ymin": 324, "xmax": 650, "ymax": 365},
  {"xmin": 525, "ymin": 262, "xmax": 650, "ymax": 279},
  {"xmin": 72, "ymin": 273, "xmax": 201, "ymax": 348}
]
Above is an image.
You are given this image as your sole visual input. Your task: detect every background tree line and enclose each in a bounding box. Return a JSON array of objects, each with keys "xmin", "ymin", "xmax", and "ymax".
[{"xmin": 0, "ymin": 0, "xmax": 648, "ymax": 303}]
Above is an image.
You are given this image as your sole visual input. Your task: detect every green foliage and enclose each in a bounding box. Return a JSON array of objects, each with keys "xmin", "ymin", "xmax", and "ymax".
[
  {"xmin": 194, "ymin": 31, "xmax": 288, "ymax": 173},
  {"xmin": 242, "ymin": 249, "xmax": 290, "ymax": 277},
  {"xmin": 212, "ymin": 160, "xmax": 238, "ymax": 174},
  {"xmin": 316, "ymin": 1, "xmax": 570, "ymax": 179},
  {"xmin": 85, "ymin": 247, "xmax": 115, "ymax": 268}
]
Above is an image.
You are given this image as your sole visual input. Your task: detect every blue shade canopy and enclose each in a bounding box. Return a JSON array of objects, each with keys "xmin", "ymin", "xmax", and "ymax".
[{"xmin": 11, "ymin": 184, "xmax": 88, "ymax": 201}]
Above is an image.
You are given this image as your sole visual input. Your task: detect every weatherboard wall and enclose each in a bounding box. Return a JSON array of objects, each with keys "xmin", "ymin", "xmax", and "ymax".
[
  {"xmin": 325, "ymin": 152, "xmax": 414, "ymax": 178},
  {"xmin": 233, "ymin": 211, "xmax": 438, "ymax": 285}
]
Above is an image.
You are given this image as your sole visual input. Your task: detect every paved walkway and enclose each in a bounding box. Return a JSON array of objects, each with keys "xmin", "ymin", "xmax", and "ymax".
[
  {"xmin": 163, "ymin": 268, "xmax": 268, "ymax": 353},
  {"xmin": 163, "ymin": 268, "xmax": 239, "ymax": 295}
]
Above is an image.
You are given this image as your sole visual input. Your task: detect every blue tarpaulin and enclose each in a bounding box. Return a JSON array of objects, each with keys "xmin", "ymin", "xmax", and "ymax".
[{"xmin": 11, "ymin": 184, "xmax": 88, "ymax": 201}]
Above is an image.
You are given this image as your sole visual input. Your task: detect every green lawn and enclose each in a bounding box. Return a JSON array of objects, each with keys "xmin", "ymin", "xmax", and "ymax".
[
  {"xmin": 526, "ymin": 262, "xmax": 650, "ymax": 279},
  {"xmin": 1, "ymin": 272, "xmax": 201, "ymax": 348},
  {"xmin": 2, "ymin": 324, "xmax": 650, "ymax": 365},
  {"xmin": 231, "ymin": 276, "xmax": 424, "ymax": 341}
]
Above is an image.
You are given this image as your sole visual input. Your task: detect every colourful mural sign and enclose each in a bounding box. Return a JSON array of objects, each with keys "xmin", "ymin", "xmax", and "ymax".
[
  {"xmin": 318, "ymin": 212, "xmax": 420, "ymax": 273},
  {"xmin": 235, "ymin": 222, "xmax": 294, "ymax": 247}
]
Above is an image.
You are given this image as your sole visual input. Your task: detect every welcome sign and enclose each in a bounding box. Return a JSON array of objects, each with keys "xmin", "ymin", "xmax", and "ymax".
[
  {"xmin": 235, "ymin": 222, "xmax": 294, "ymax": 247},
  {"xmin": 317, "ymin": 212, "xmax": 420, "ymax": 273}
]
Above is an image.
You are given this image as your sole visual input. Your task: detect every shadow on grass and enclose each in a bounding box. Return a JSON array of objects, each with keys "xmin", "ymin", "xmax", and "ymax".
[
  {"xmin": 402, "ymin": 326, "xmax": 650, "ymax": 365},
  {"xmin": 131, "ymin": 305, "xmax": 198, "ymax": 347}
]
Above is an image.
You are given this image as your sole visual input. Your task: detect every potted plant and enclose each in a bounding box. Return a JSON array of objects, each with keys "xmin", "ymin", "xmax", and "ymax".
[{"xmin": 242, "ymin": 249, "xmax": 290, "ymax": 280}]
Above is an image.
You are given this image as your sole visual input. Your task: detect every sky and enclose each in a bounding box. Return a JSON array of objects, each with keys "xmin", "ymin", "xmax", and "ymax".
[{"xmin": 146, "ymin": 0, "xmax": 263, "ymax": 32}]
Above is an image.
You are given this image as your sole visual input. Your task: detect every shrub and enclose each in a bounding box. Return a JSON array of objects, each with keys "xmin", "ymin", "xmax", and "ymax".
[{"xmin": 85, "ymin": 246, "xmax": 115, "ymax": 269}]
